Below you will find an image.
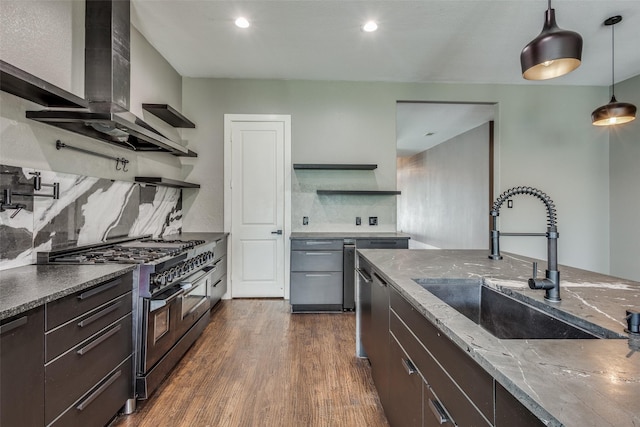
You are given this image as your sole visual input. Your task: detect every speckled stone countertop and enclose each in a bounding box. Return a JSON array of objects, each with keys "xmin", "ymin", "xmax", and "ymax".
[
  {"xmin": 290, "ymin": 231, "xmax": 410, "ymax": 240},
  {"xmin": 0, "ymin": 232, "xmax": 228, "ymax": 321},
  {"xmin": 357, "ymin": 249, "xmax": 640, "ymax": 427},
  {"xmin": 0, "ymin": 264, "xmax": 136, "ymax": 321}
]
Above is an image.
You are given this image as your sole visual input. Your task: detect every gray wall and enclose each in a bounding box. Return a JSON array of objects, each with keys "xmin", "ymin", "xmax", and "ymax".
[
  {"xmin": 609, "ymin": 74, "xmax": 640, "ymax": 281},
  {"xmin": 182, "ymin": 78, "xmax": 612, "ymax": 275},
  {"xmin": 398, "ymin": 123, "xmax": 489, "ymax": 249}
]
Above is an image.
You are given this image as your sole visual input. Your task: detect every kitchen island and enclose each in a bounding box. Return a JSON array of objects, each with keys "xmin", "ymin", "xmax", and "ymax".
[{"xmin": 357, "ymin": 249, "xmax": 640, "ymax": 426}]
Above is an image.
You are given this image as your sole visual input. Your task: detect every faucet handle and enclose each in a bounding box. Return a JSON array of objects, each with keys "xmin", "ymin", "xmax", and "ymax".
[{"xmin": 532, "ymin": 262, "xmax": 538, "ymax": 279}]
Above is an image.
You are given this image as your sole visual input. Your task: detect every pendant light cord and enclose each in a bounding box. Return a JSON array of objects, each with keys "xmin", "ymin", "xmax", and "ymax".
[{"xmin": 611, "ymin": 21, "xmax": 616, "ymax": 99}]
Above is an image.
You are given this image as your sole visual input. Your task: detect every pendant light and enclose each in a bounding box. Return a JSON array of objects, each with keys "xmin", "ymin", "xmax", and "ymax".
[
  {"xmin": 520, "ymin": 0, "xmax": 583, "ymax": 80},
  {"xmin": 591, "ymin": 16, "xmax": 637, "ymax": 126}
]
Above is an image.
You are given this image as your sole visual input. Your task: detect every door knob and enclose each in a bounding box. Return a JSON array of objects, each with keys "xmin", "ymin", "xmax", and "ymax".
[{"xmin": 271, "ymin": 230, "xmax": 283, "ymax": 235}]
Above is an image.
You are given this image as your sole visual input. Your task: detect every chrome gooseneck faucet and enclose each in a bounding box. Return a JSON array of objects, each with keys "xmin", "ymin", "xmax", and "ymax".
[{"xmin": 489, "ymin": 186, "xmax": 560, "ymax": 302}]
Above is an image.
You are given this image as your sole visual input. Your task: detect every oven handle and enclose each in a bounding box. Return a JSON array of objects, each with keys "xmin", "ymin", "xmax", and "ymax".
[{"xmin": 149, "ymin": 286, "xmax": 183, "ymax": 313}]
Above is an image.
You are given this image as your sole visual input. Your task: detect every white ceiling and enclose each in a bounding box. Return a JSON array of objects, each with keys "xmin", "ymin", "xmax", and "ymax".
[
  {"xmin": 130, "ymin": 0, "xmax": 640, "ymax": 156},
  {"xmin": 396, "ymin": 102, "xmax": 496, "ymax": 156}
]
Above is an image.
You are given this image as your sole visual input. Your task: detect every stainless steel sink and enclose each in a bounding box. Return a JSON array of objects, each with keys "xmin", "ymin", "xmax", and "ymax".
[{"xmin": 413, "ymin": 279, "xmax": 599, "ymax": 339}]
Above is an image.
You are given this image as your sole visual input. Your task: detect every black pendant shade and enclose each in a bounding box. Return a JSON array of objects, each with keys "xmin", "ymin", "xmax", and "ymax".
[
  {"xmin": 521, "ymin": 5, "xmax": 583, "ymax": 80},
  {"xmin": 591, "ymin": 16, "xmax": 637, "ymax": 126}
]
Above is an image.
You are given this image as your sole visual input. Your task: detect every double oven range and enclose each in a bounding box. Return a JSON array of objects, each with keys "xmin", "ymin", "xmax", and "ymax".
[{"xmin": 38, "ymin": 234, "xmax": 223, "ymax": 408}]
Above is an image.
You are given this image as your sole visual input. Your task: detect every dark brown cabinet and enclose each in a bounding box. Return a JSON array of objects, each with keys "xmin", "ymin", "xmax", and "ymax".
[
  {"xmin": 44, "ymin": 272, "xmax": 134, "ymax": 426},
  {"xmin": 387, "ymin": 334, "xmax": 422, "ymax": 427},
  {"xmin": 369, "ymin": 270, "xmax": 391, "ymax": 408},
  {"xmin": 0, "ymin": 306, "xmax": 45, "ymax": 427},
  {"xmin": 358, "ymin": 251, "xmax": 546, "ymax": 427}
]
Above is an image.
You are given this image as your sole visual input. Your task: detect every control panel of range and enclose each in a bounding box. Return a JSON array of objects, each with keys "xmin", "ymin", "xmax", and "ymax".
[{"xmin": 150, "ymin": 251, "xmax": 214, "ymax": 289}]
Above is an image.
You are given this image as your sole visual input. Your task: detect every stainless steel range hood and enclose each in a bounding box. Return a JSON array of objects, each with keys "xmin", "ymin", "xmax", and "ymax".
[{"xmin": 26, "ymin": 0, "xmax": 188, "ymax": 156}]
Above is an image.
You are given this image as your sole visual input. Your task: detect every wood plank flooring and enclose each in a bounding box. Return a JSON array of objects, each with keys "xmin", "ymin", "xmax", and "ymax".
[{"xmin": 112, "ymin": 299, "xmax": 389, "ymax": 427}]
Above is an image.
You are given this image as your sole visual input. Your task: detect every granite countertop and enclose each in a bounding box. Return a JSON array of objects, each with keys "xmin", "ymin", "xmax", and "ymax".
[
  {"xmin": 290, "ymin": 231, "xmax": 410, "ymax": 240},
  {"xmin": 0, "ymin": 264, "xmax": 136, "ymax": 321},
  {"xmin": 0, "ymin": 231, "xmax": 228, "ymax": 321},
  {"xmin": 357, "ymin": 249, "xmax": 640, "ymax": 427}
]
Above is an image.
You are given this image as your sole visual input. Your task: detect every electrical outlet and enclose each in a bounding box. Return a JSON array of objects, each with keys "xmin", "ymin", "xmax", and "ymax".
[
  {"xmin": 303, "ymin": 216, "xmax": 309, "ymax": 225},
  {"xmin": 356, "ymin": 217, "xmax": 361, "ymax": 226},
  {"xmin": 507, "ymin": 200, "xmax": 513, "ymax": 208},
  {"xmin": 369, "ymin": 216, "xmax": 378, "ymax": 226}
]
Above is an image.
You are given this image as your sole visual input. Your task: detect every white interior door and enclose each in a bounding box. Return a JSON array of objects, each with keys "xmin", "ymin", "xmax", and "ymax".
[{"xmin": 225, "ymin": 116, "xmax": 290, "ymax": 298}]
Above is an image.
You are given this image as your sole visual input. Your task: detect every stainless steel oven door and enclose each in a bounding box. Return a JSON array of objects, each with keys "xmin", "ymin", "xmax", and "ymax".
[
  {"xmin": 180, "ymin": 273, "xmax": 209, "ymax": 320},
  {"xmin": 178, "ymin": 270, "xmax": 211, "ymax": 336},
  {"xmin": 140, "ymin": 286, "xmax": 183, "ymax": 374}
]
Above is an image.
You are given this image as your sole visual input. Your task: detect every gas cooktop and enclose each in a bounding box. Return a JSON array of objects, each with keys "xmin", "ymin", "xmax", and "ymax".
[{"xmin": 37, "ymin": 236, "xmax": 206, "ymax": 265}]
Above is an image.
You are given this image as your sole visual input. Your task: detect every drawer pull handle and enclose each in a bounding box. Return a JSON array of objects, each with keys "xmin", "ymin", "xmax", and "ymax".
[
  {"xmin": 186, "ymin": 297, "xmax": 208, "ymax": 317},
  {"xmin": 428, "ymin": 398, "xmax": 452, "ymax": 425},
  {"xmin": 77, "ymin": 324, "xmax": 121, "ymax": 356},
  {"xmin": 305, "ymin": 274, "xmax": 332, "ymax": 277},
  {"xmin": 356, "ymin": 268, "xmax": 372, "ymax": 283},
  {"xmin": 305, "ymin": 241, "xmax": 333, "ymax": 245},
  {"xmin": 78, "ymin": 301, "xmax": 122, "ymax": 328},
  {"xmin": 213, "ymin": 279, "xmax": 223, "ymax": 288},
  {"xmin": 373, "ymin": 272, "xmax": 387, "ymax": 287},
  {"xmin": 402, "ymin": 357, "xmax": 418, "ymax": 375},
  {"xmin": 304, "ymin": 252, "xmax": 333, "ymax": 256},
  {"xmin": 76, "ymin": 370, "xmax": 122, "ymax": 411},
  {"xmin": 0, "ymin": 316, "xmax": 27, "ymax": 335},
  {"xmin": 215, "ymin": 238, "xmax": 224, "ymax": 243},
  {"xmin": 78, "ymin": 278, "xmax": 122, "ymax": 300}
]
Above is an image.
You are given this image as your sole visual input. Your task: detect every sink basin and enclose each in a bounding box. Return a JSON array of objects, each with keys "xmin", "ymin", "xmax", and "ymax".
[{"xmin": 413, "ymin": 279, "xmax": 599, "ymax": 339}]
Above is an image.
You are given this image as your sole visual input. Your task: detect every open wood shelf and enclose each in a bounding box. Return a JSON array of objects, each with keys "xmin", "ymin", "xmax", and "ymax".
[
  {"xmin": 294, "ymin": 164, "xmax": 377, "ymax": 170},
  {"xmin": 135, "ymin": 177, "xmax": 200, "ymax": 188},
  {"xmin": 1, "ymin": 60, "xmax": 88, "ymax": 108},
  {"xmin": 142, "ymin": 104, "xmax": 196, "ymax": 128},
  {"xmin": 317, "ymin": 190, "xmax": 401, "ymax": 195}
]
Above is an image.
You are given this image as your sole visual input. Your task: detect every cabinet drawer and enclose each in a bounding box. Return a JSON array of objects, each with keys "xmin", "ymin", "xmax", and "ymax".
[
  {"xmin": 387, "ymin": 334, "xmax": 422, "ymax": 427},
  {"xmin": 209, "ymin": 256, "xmax": 227, "ymax": 283},
  {"xmin": 390, "ymin": 288, "xmax": 494, "ymax": 421},
  {"xmin": 46, "ymin": 272, "xmax": 133, "ymax": 330},
  {"xmin": 45, "ymin": 314, "xmax": 132, "ymax": 424},
  {"xmin": 46, "ymin": 292, "xmax": 132, "ymax": 363},
  {"xmin": 291, "ymin": 250, "xmax": 342, "ymax": 271},
  {"xmin": 210, "ymin": 274, "xmax": 227, "ymax": 307},
  {"xmin": 356, "ymin": 238, "xmax": 409, "ymax": 249},
  {"xmin": 291, "ymin": 239, "xmax": 343, "ymax": 251},
  {"xmin": 213, "ymin": 237, "xmax": 227, "ymax": 260},
  {"xmin": 50, "ymin": 356, "xmax": 132, "ymax": 427},
  {"xmin": 290, "ymin": 272, "xmax": 342, "ymax": 304}
]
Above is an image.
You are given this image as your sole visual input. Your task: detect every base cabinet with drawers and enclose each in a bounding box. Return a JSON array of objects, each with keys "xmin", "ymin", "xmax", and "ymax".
[
  {"xmin": 0, "ymin": 270, "xmax": 134, "ymax": 427},
  {"xmin": 290, "ymin": 239, "xmax": 344, "ymax": 312},
  {"xmin": 358, "ymin": 254, "xmax": 545, "ymax": 427},
  {"xmin": 209, "ymin": 236, "xmax": 228, "ymax": 307},
  {"xmin": 45, "ymin": 271, "xmax": 134, "ymax": 426},
  {"xmin": 290, "ymin": 236, "xmax": 409, "ymax": 312}
]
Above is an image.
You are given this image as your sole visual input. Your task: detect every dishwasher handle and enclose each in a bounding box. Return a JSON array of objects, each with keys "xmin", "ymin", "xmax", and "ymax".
[{"xmin": 356, "ymin": 268, "xmax": 372, "ymax": 283}]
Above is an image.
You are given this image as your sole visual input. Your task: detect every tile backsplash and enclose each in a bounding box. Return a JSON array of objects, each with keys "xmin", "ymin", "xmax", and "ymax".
[{"xmin": 0, "ymin": 164, "xmax": 182, "ymax": 270}]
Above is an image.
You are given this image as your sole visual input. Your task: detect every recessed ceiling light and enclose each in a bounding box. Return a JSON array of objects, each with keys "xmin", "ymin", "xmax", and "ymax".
[
  {"xmin": 235, "ymin": 17, "xmax": 250, "ymax": 28},
  {"xmin": 362, "ymin": 21, "xmax": 378, "ymax": 32}
]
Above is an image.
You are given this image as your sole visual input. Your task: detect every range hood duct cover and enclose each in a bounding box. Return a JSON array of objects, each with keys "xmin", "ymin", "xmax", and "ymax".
[{"xmin": 26, "ymin": 0, "xmax": 188, "ymax": 155}]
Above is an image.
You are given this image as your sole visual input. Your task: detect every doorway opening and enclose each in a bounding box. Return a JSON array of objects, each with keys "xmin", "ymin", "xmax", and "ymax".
[{"xmin": 396, "ymin": 101, "xmax": 496, "ymax": 249}]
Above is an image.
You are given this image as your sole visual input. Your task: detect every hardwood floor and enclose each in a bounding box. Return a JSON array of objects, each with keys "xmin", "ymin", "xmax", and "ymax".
[{"xmin": 112, "ymin": 299, "xmax": 389, "ymax": 427}]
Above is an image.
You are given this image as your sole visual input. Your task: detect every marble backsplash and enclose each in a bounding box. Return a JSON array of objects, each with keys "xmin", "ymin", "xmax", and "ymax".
[{"xmin": 0, "ymin": 164, "xmax": 182, "ymax": 270}]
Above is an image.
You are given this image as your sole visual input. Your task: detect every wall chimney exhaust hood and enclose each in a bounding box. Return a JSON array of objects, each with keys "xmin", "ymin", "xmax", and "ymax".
[{"xmin": 25, "ymin": 0, "xmax": 190, "ymax": 156}]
